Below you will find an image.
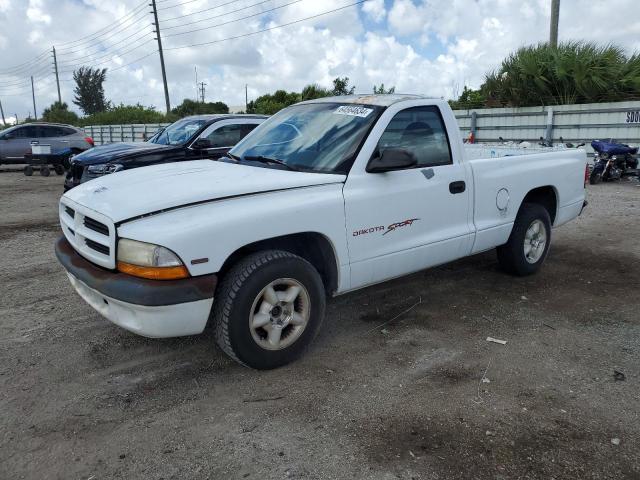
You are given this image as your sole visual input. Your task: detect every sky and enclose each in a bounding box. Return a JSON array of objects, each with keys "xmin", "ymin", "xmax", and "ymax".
[{"xmin": 0, "ymin": 0, "xmax": 639, "ymax": 123}]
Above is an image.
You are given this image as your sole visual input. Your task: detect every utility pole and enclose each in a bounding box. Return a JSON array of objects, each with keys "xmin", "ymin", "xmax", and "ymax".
[
  {"xmin": 195, "ymin": 66, "xmax": 198, "ymax": 102},
  {"xmin": 198, "ymin": 82, "xmax": 207, "ymax": 103},
  {"xmin": 150, "ymin": 0, "xmax": 171, "ymax": 114},
  {"xmin": 52, "ymin": 46, "xmax": 61, "ymax": 103},
  {"xmin": 30, "ymin": 76, "xmax": 37, "ymax": 120},
  {"xmin": 245, "ymin": 84, "xmax": 248, "ymax": 112},
  {"xmin": 0, "ymin": 99, "xmax": 6, "ymax": 126},
  {"xmin": 550, "ymin": 0, "xmax": 560, "ymax": 48}
]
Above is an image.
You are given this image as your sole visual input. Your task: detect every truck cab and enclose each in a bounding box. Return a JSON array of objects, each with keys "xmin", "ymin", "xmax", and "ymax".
[{"xmin": 56, "ymin": 95, "xmax": 587, "ymax": 369}]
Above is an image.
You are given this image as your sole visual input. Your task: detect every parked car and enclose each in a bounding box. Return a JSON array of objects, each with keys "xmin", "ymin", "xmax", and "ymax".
[
  {"xmin": 0, "ymin": 123, "xmax": 93, "ymax": 165},
  {"xmin": 55, "ymin": 95, "xmax": 588, "ymax": 369},
  {"xmin": 64, "ymin": 114, "xmax": 267, "ymax": 190}
]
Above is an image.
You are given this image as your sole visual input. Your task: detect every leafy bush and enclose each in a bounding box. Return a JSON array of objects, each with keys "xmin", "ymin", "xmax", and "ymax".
[
  {"xmin": 41, "ymin": 102, "xmax": 80, "ymax": 124},
  {"xmin": 79, "ymin": 104, "xmax": 167, "ymax": 126},
  {"xmin": 247, "ymin": 90, "xmax": 301, "ymax": 115},
  {"xmin": 172, "ymin": 99, "xmax": 229, "ymax": 117},
  {"xmin": 482, "ymin": 41, "xmax": 640, "ymax": 106}
]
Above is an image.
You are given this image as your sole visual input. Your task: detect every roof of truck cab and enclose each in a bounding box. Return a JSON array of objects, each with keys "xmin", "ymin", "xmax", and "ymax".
[
  {"xmin": 298, "ymin": 94, "xmax": 428, "ymax": 107},
  {"xmin": 183, "ymin": 114, "xmax": 268, "ymax": 121}
]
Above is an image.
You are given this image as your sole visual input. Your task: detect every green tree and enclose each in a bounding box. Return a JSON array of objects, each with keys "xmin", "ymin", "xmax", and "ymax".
[
  {"xmin": 332, "ymin": 77, "xmax": 355, "ymax": 95},
  {"xmin": 373, "ymin": 83, "xmax": 395, "ymax": 94},
  {"xmin": 481, "ymin": 41, "xmax": 640, "ymax": 107},
  {"xmin": 41, "ymin": 101, "xmax": 79, "ymax": 124},
  {"xmin": 246, "ymin": 90, "xmax": 300, "ymax": 115},
  {"xmin": 73, "ymin": 67, "xmax": 109, "ymax": 115},
  {"xmin": 301, "ymin": 83, "xmax": 332, "ymax": 100},
  {"xmin": 171, "ymin": 98, "xmax": 229, "ymax": 117},
  {"xmin": 448, "ymin": 86, "xmax": 485, "ymax": 109}
]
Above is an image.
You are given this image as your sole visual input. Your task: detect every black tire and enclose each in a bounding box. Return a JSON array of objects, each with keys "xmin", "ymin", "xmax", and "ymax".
[
  {"xmin": 40, "ymin": 166, "xmax": 50, "ymax": 177},
  {"xmin": 497, "ymin": 203, "xmax": 552, "ymax": 276},
  {"xmin": 24, "ymin": 165, "xmax": 33, "ymax": 176},
  {"xmin": 212, "ymin": 250, "xmax": 326, "ymax": 369},
  {"xmin": 589, "ymin": 170, "xmax": 602, "ymax": 185},
  {"xmin": 54, "ymin": 165, "xmax": 65, "ymax": 175}
]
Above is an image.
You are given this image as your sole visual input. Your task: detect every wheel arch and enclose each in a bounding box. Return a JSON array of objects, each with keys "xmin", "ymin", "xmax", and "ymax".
[
  {"xmin": 218, "ymin": 232, "xmax": 340, "ymax": 295},
  {"xmin": 519, "ymin": 186, "xmax": 558, "ymax": 225}
]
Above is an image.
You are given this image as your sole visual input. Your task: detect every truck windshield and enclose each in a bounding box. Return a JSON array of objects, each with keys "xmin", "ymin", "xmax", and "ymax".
[
  {"xmin": 150, "ymin": 118, "xmax": 207, "ymax": 145},
  {"xmin": 229, "ymin": 103, "xmax": 383, "ymax": 174}
]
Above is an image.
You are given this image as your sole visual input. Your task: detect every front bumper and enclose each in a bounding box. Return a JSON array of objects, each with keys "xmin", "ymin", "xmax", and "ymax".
[{"xmin": 55, "ymin": 236, "xmax": 216, "ymax": 337}]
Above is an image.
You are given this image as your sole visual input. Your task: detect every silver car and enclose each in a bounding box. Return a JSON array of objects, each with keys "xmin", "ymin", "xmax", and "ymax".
[{"xmin": 0, "ymin": 123, "xmax": 93, "ymax": 165}]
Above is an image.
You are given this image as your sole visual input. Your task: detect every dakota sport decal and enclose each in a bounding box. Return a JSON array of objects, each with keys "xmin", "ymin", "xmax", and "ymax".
[{"xmin": 353, "ymin": 218, "xmax": 420, "ymax": 237}]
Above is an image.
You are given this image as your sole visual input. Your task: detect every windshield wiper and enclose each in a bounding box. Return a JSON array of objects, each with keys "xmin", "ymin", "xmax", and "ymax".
[
  {"xmin": 226, "ymin": 152, "xmax": 241, "ymax": 161},
  {"xmin": 243, "ymin": 155, "xmax": 298, "ymax": 171}
]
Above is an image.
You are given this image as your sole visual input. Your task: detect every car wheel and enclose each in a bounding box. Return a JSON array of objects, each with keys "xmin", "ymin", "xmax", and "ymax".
[
  {"xmin": 54, "ymin": 165, "xmax": 65, "ymax": 175},
  {"xmin": 212, "ymin": 250, "xmax": 326, "ymax": 369},
  {"xmin": 497, "ymin": 203, "xmax": 551, "ymax": 276},
  {"xmin": 589, "ymin": 170, "xmax": 602, "ymax": 185},
  {"xmin": 40, "ymin": 166, "xmax": 50, "ymax": 177},
  {"xmin": 24, "ymin": 165, "xmax": 33, "ymax": 176}
]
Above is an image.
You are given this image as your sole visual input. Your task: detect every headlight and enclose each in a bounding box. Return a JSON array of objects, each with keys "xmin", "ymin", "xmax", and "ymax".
[
  {"xmin": 117, "ymin": 238, "xmax": 189, "ymax": 280},
  {"xmin": 87, "ymin": 163, "xmax": 124, "ymax": 175}
]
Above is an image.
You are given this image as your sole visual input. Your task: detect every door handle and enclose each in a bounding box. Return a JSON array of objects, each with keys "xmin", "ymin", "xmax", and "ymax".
[
  {"xmin": 30, "ymin": 141, "xmax": 39, "ymax": 145},
  {"xmin": 449, "ymin": 181, "xmax": 466, "ymax": 194}
]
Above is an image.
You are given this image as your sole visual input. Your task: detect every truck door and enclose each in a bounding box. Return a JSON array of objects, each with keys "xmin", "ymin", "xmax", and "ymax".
[{"xmin": 343, "ymin": 105, "xmax": 473, "ymax": 289}]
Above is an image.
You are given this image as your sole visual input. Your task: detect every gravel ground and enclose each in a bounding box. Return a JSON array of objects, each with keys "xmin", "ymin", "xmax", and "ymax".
[{"xmin": 1, "ymin": 169, "xmax": 639, "ymax": 480}]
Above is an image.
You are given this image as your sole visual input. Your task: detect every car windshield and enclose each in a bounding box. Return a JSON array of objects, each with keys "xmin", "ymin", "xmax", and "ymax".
[
  {"xmin": 229, "ymin": 103, "xmax": 383, "ymax": 174},
  {"xmin": 150, "ymin": 118, "xmax": 207, "ymax": 145}
]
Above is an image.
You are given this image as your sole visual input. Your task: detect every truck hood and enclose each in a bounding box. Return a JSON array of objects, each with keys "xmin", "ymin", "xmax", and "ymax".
[
  {"xmin": 72, "ymin": 141, "xmax": 179, "ymax": 165},
  {"xmin": 63, "ymin": 160, "xmax": 346, "ymax": 223}
]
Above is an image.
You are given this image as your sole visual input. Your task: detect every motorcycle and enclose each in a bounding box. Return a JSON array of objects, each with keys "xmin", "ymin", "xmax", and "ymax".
[{"xmin": 589, "ymin": 139, "xmax": 638, "ymax": 184}]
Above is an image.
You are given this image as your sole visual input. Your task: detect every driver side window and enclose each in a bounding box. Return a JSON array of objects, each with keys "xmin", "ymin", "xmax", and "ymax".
[
  {"xmin": 206, "ymin": 124, "xmax": 243, "ymax": 148},
  {"xmin": 377, "ymin": 106, "xmax": 452, "ymax": 167}
]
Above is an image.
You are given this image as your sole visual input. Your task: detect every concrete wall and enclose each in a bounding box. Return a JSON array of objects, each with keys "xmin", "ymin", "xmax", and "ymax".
[{"xmin": 454, "ymin": 100, "xmax": 640, "ymax": 154}]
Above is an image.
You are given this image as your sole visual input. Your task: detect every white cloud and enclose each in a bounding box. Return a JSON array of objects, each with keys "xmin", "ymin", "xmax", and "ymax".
[
  {"xmin": 0, "ymin": 0, "xmax": 639, "ymax": 118},
  {"xmin": 363, "ymin": 0, "xmax": 386, "ymax": 23},
  {"xmin": 26, "ymin": 0, "xmax": 50, "ymax": 24}
]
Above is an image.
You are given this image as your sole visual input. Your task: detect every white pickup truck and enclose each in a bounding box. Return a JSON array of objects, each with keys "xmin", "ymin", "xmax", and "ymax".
[{"xmin": 56, "ymin": 95, "xmax": 588, "ymax": 369}]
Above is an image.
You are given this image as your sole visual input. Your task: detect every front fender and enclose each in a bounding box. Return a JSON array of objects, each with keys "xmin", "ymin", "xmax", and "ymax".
[{"xmin": 116, "ymin": 184, "xmax": 350, "ymax": 288}]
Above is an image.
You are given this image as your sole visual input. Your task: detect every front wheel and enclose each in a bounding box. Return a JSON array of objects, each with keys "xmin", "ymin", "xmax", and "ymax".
[
  {"xmin": 212, "ymin": 250, "xmax": 326, "ymax": 369},
  {"xmin": 497, "ymin": 203, "xmax": 552, "ymax": 276}
]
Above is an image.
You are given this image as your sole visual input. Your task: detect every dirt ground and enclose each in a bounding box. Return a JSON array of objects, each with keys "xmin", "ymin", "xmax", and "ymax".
[{"xmin": 0, "ymin": 168, "xmax": 639, "ymax": 480}]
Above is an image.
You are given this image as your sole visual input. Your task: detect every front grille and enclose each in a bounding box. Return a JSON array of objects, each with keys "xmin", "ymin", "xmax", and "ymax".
[
  {"xmin": 72, "ymin": 163, "xmax": 84, "ymax": 181},
  {"xmin": 85, "ymin": 238, "xmax": 110, "ymax": 255},
  {"xmin": 84, "ymin": 216, "xmax": 109, "ymax": 236},
  {"xmin": 65, "ymin": 206, "xmax": 75, "ymax": 218}
]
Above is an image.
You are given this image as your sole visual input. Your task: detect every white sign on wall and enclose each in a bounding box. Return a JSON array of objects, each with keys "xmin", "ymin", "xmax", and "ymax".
[{"xmin": 625, "ymin": 111, "xmax": 640, "ymax": 123}]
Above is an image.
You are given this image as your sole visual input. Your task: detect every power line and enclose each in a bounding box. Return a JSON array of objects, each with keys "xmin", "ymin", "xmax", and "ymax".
[
  {"xmin": 162, "ymin": 0, "xmax": 243, "ymax": 22},
  {"xmin": 57, "ymin": 33, "xmax": 155, "ymax": 68},
  {"xmin": 162, "ymin": 0, "xmax": 272, "ymax": 30},
  {"xmin": 56, "ymin": 6, "xmax": 151, "ymax": 53},
  {"xmin": 0, "ymin": 49, "xmax": 50, "ymax": 75},
  {"xmin": 165, "ymin": 0, "xmax": 366, "ymax": 51},
  {"xmin": 163, "ymin": 0, "xmax": 303, "ymax": 37},
  {"xmin": 54, "ymin": 0, "xmax": 149, "ymax": 48},
  {"xmin": 57, "ymin": 24, "xmax": 153, "ymax": 58},
  {"xmin": 158, "ymin": 0, "xmax": 211, "ymax": 10},
  {"xmin": 58, "ymin": 39, "xmax": 157, "ymax": 73}
]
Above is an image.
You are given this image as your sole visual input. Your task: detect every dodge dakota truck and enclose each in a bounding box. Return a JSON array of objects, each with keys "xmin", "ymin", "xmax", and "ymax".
[{"xmin": 55, "ymin": 95, "xmax": 588, "ymax": 369}]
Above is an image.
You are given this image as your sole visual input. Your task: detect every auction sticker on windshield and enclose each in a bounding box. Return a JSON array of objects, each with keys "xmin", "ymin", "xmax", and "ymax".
[{"xmin": 334, "ymin": 105, "xmax": 373, "ymax": 117}]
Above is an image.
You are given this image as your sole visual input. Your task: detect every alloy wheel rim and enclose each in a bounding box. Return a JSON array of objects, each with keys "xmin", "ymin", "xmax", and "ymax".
[
  {"xmin": 523, "ymin": 219, "xmax": 547, "ymax": 264},
  {"xmin": 249, "ymin": 278, "xmax": 310, "ymax": 351}
]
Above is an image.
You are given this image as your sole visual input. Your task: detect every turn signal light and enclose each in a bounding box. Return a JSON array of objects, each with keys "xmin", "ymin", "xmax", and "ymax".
[{"xmin": 117, "ymin": 261, "xmax": 190, "ymax": 280}]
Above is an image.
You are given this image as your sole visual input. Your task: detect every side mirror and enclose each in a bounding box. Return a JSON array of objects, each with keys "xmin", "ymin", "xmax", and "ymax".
[
  {"xmin": 367, "ymin": 148, "xmax": 417, "ymax": 173},
  {"xmin": 2, "ymin": 132, "xmax": 14, "ymax": 140},
  {"xmin": 192, "ymin": 138, "xmax": 212, "ymax": 149}
]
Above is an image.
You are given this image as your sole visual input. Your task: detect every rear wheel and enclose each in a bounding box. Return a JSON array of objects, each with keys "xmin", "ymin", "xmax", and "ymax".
[
  {"xmin": 212, "ymin": 250, "xmax": 326, "ymax": 369},
  {"xmin": 54, "ymin": 165, "xmax": 65, "ymax": 175},
  {"xmin": 24, "ymin": 165, "xmax": 33, "ymax": 176},
  {"xmin": 589, "ymin": 170, "xmax": 602, "ymax": 185},
  {"xmin": 497, "ymin": 203, "xmax": 551, "ymax": 276},
  {"xmin": 40, "ymin": 166, "xmax": 50, "ymax": 177}
]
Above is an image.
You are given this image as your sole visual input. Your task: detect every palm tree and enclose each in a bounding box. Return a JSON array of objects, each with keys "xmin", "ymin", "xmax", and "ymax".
[{"xmin": 482, "ymin": 41, "xmax": 640, "ymax": 107}]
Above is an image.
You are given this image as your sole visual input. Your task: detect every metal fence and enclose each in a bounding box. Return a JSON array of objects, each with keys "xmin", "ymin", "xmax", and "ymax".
[
  {"xmin": 454, "ymin": 100, "xmax": 640, "ymax": 154},
  {"xmin": 83, "ymin": 100, "xmax": 640, "ymax": 153},
  {"xmin": 82, "ymin": 123, "xmax": 169, "ymax": 145}
]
